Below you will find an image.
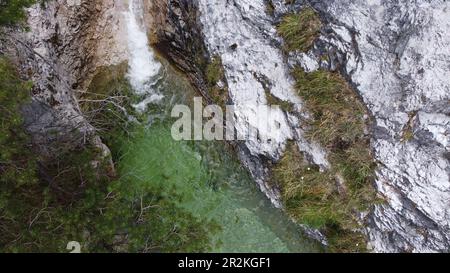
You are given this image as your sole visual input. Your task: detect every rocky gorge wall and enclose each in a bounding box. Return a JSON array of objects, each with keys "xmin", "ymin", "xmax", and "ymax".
[
  {"xmin": 148, "ymin": 0, "xmax": 450, "ymax": 252},
  {"xmin": 267, "ymin": 0, "xmax": 449, "ymax": 252},
  {"xmin": 304, "ymin": 0, "xmax": 450, "ymax": 253},
  {"xmin": 1, "ymin": 0, "xmax": 127, "ymax": 159},
  {"xmin": 144, "ymin": 0, "xmax": 210, "ymax": 98}
]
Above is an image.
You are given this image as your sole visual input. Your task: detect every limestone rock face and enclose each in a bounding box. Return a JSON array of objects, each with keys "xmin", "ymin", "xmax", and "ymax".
[
  {"xmin": 273, "ymin": 0, "xmax": 450, "ymax": 252},
  {"xmin": 2, "ymin": 0, "xmax": 127, "ymax": 158},
  {"xmin": 324, "ymin": 0, "xmax": 449, "ymax": 253}
]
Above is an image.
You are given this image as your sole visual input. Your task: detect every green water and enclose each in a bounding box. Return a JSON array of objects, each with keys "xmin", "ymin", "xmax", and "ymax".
[{"xmin": 120, "ymin": 61, "xmax": 321, "ymax": 253}]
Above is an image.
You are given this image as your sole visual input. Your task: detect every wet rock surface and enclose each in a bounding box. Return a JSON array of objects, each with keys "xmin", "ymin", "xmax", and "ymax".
[{"xmin": 146, "ymin": 0, "xmax": 211, "ymax": 99}]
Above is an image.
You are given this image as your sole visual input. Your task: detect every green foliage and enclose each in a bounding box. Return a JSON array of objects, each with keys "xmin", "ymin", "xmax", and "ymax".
[
  {"xmin": 0, "ymin": 56, "xmax": 45, "ymax": 251},
  {"xmin": 277, "ymin": 7, "xmax": 322, "ymax": 52},
  {"xmin": 0, "ymin": 65, "xmax": 113, "ymax": 251},
  {"xmin": 1, "ymin": 137, "xmax": 217, "ymax": 253},
  {"xmin": 0, "ymin": 144, "xmax": 107, "ymax": 252},
  {"xmin": 0, "ymin": 58, "xmax": 217, "ymax": 252},
  {"xmin": 0, "ymin": 0, "xmax": 36, "ymax": 26},
  {"xmin": 0, "ymin": 56, "xmax": 37, "ymax": 187}
]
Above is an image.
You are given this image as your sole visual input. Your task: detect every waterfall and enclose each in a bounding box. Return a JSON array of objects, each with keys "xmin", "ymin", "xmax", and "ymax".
[{"xmin": 125, "ymin": 0, "xmax": 163, "ymax": 110}]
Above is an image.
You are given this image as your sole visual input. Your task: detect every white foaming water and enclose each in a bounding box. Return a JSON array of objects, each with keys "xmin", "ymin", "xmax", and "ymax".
[{"xmin": 125, "ymin": 0, "xmax": 162, "ymax": 100}]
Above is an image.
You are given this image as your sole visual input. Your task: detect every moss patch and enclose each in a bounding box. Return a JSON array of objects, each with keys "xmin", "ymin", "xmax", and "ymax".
[
  {"xmin": 401, "ymin": 111, "xmax": 417, "ymax": 142},
  {"xmin": 277, "ymin": 7, "xmax": 322, "ymax": 52}
]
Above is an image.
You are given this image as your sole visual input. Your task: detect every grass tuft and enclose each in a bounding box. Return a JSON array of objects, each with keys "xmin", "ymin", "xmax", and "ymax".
[
  {"xmin": 273, "ymin": 142, "xmax": 375, "ymax": 252},
  {"xmin": 292, "ymin": 67, "xmax": 377, "ymax": 202},
  {"xmin": 277, "ymin": 7, "xmax": 322, "ymax": 52},
  {"xmin": 401, "ymin": 111, "xmax": 417, "ymax": 142},
  {"xmin": 272, "ymin": 66, "xmax": 377, "ymax": 252},
  {"xmin": 293, "ymin": 68, "xmax": 366, "ymax": 148}
]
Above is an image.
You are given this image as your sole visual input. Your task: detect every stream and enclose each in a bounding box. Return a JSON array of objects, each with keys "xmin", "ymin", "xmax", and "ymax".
[{"xmin": 120, "ymin": 0, "xmax": 321, "ymax": 253}]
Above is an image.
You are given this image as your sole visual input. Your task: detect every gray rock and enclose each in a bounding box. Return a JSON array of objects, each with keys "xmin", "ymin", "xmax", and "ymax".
[
  {"xmin": 2, "ymin": 0, "xmax": 125, "ymax": 159},
  {"xmin": 301, "ymin": 0, "xmax": 450, "ymax": 252}
]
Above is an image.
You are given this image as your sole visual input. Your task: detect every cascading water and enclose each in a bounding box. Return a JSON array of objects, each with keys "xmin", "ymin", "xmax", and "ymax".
[{"xmin": 125, "ymin": 0, "xmax": 164, "ymax": 110}]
